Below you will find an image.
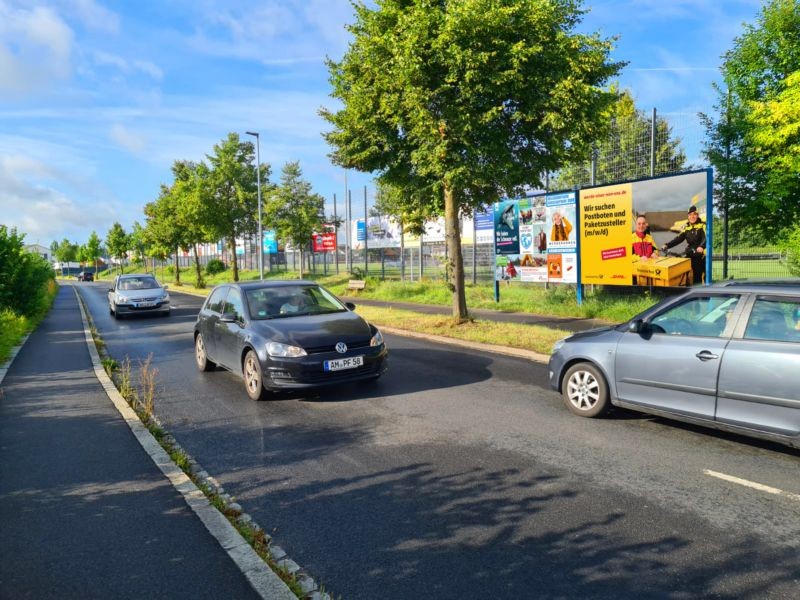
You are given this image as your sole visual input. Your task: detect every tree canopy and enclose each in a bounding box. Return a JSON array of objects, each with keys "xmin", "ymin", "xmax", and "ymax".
[
  {"xmin": 322, "ymin": 0, "xmax": 623, "ymax": 318},
  {"xmin": 702, "ymin": 0, "xmax": 800, "ymax": 241}
]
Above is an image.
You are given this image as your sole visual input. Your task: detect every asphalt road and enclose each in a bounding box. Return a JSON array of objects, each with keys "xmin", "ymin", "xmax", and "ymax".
[{"xmin": 76, "ymin": 281, "xmax": 800, "ymax": 599}]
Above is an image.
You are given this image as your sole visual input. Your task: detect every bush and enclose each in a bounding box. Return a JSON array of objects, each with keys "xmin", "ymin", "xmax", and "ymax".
[
  {"xmin": 779, "ymin": 224, "xmax": 800, "ymax": 276},
  {"xmin": 0, "ymin": 226, "xmax": 55, "ymax": 316},
  {"xmin": 205, "ymin": 259, "xmax": 226, "ymax": 275}
]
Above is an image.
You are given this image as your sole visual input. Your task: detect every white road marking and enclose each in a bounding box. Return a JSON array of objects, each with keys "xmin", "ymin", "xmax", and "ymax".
[{"xmin": 704, "ymin": 469, "xmax": 800, "ymax": 502}]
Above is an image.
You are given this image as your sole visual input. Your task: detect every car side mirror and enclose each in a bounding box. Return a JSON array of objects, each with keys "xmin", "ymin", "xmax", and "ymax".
[
  {"xmin": 220, "ymin": 312, "xmax": 237, "ymax": 323},
  {"xmin": 163, "ymin": 285, "xmax": 169, "ymax": 290},
  {"xmin": 628, "ymin": 319, "xmax": 644, "ymax": 334},
  {"xmin": 108, "ymin": 287, "xmax": 114, "ymax": 293},
  {"xmin": 345, "ymin": 302, "xmax": 356, "ymax": 311}
]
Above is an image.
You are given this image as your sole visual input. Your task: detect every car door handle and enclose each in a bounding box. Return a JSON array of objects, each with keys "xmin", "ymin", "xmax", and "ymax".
[{"xmin": 695, "ymin": 350, "xmax": 719, "ymax": 361}]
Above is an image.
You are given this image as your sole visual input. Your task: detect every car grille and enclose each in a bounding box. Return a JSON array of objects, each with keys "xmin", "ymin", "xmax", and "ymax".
[
  {"xmin": 304, "ymin": 340, "xmax": 371, "ymax": 355},
  {"xmin": 270, "ymin": 361, "xmax": 381, "ymax": 384}
]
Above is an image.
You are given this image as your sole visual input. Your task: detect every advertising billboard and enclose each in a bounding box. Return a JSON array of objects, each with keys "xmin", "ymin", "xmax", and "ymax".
[{"xmin": 579, "ymin": 170, "xmax": 710, "ymax": 286}]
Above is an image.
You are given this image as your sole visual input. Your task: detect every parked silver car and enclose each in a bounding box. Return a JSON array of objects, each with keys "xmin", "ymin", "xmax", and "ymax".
[
  {"xmin": 108, "ymin": 273, "xmax": 170, "ymax": 318},
  {"xmin": 549, "ymin": 280, "xmax": 800, "ymax": 449}
]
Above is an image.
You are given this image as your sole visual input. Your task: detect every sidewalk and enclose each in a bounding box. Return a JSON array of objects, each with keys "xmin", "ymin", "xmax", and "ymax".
[{"xmin": 0, "ymin": 286, "xmax": 291, "ymax": 599}]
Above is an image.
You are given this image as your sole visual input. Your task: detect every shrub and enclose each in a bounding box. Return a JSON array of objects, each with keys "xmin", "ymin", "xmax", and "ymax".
[
  {"xmin": 205, "ymin": 259, "xmax": 226, "ymax": 275},
  {"xmin": 0, "ymin": 226, "xmax": 55, "ymax": 316}
]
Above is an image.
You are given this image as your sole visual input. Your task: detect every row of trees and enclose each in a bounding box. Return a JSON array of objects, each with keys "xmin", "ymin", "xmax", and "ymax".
[
  {"xmin": 51, "ymin": 232, "xmax": 103, "ymax": 275},
  {"xmin": 101, "ymin": 133, "xmax": 328, "ymax": 288}
]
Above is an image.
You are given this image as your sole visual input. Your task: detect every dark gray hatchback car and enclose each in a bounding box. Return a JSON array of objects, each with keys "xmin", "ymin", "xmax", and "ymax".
[
  {"xmin": 549, "ymin": 280, "xmax": 800, "ymax": 449},
  {"xmin": 194, "ymin": 280, "xmax": 388, "ymax": 400}
]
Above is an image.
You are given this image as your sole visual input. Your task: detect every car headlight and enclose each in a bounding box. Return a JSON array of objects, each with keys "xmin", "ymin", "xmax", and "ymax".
[
  {"xmin": 370, "ymin": 329, "xmax": 384, "ymax": 347},
  {"xmin": 552, "ymin": 338, "xmax": 567, "ymax": 353},
  {"xmin": 267, "ymin": 342, "xmax": 307, "ymax": 358},
  {"xmin": 162, "ymin": 292, "xmax": 170, "ymax": 301},
  {"xmin": 117, "ymin": 295, "xmax": 129, "ymax": 303}
]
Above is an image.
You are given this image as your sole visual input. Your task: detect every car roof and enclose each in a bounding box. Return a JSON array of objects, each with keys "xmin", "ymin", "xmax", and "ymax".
[
  {"xmin": 709, "ymin": 278, "xmax": 800, "ymax": 294},
  {"xmin": 119, "ymin": 273, "xmax": 157, "ymax": 278},
  {"xmin": 229, "ymin": 280, "xmax": 318, "ymax": 290}
]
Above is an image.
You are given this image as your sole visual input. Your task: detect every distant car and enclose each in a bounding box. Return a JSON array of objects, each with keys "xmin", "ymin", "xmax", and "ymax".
[
  {"xmin": 194, "ymin": 280, "xmax": 388, "ymax": 400},
  {"xmin": 108, "ymin": 273, "xmax": 170, "ymax": 319},
  {"xmin": 77, "ymin": 271, "xmax": 94, "ymax": 282},
  {"xmin": 549, "ymin": 280, "xmax": 800, "ymax": 449}
]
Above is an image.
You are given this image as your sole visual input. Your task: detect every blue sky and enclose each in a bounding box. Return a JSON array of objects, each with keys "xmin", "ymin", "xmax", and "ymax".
[{"xmin": 0, "ymin": 0, "xmax": 763, "ymax": 247}]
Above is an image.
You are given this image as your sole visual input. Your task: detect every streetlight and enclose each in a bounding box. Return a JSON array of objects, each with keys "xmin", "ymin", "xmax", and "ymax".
[{"xmin": 245, "ymin": 131, "xmax": 264, "ymax": 280}]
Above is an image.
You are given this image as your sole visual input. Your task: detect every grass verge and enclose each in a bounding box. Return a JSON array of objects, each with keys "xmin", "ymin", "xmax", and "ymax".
[
  {"xmin": 0, "ymin": 280, "xmax": 59, "ymax": 365},
  {"xmin": 354, "ymin": 305, "xmax": 570, "ymax": 355},
  {"xmin": 74, "ymin": 292, "xmax": 308, "ymax": 599}
]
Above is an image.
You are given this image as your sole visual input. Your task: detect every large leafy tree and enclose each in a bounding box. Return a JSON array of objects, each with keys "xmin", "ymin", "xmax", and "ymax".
[
  {"xmin": 144, "ymin": 183, "xmax": 185, "ymax": 285},
  {"xmin": 551, "ymin": 89, "xmax": 687, "ymax": 189},
  {"xmin": 129, "ymin": 222, "xmax": 147, "ymax": 268},
  {"xmin": 203, "ymin": 133, "xmax": 264, "ymax": 282},
  {"xmin": 106, "ymin": 222, "xmax": 130, "ymax": 275},
  {"xmin": 322, "ymin": 0, "xmax": 623, "ymax": 319},
  {"xmin": 702, "ymin": 0, "xmax": 800, "ymax": 242},
  {"xmin": 264, "ymin": 161, "xmax": 324, "ymax": 279}
]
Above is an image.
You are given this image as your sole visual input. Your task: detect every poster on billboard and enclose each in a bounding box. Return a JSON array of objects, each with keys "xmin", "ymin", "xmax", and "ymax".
[
  {"xmin": 494, "ymin": 200, "xmax": 519, "ymax": 255},
  {"xmin": 546, "ymin": 191, "xmax": 577, "ymax": 283},
  {"xmin": 579, "ymin": 170, "xmax": 710, "ymax": 286},
  {"xmin": 312, "ymin": 225, "xmax": 336, "ymax": 252},
  {"xmin": 517, "ymin": 195, "xmax": 548, "ymax": 281}
]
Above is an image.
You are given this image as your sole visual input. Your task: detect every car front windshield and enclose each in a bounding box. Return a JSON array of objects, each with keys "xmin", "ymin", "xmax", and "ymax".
[
  {"xmin": 119, "ymin": 277, "xmax": 160, "ymax": 291},
  {"xmin": 245, "ymin": 285, "xmax": 346, "ymax": 320}
]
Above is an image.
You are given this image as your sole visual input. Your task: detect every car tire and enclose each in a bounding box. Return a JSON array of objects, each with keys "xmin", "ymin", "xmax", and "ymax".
[
  {"xmin": 195, "ymin": 333, "xmax": 216, "ymax": 372},
  {"xmin": 561, "ymin": 362, "xmax": 610, "ymax": 418},
  {"xmin": 243, "ymin": 350, "xmax": 267, "ymax": 401}
]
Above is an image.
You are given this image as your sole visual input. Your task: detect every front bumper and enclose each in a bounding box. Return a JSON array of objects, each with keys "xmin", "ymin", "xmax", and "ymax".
[
  {"xmin": 115, "ymin": 300, "xmax": 170, "ymax": 316},
  {"xmin": 263, "ymin": 345, "xmax": 388, "ymax": 390}
]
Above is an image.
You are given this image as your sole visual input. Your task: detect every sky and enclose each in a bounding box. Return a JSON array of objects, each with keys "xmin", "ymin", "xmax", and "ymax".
[{"xmin": 0, "ymin": 0, "xmax": 765, "ymax": 248}]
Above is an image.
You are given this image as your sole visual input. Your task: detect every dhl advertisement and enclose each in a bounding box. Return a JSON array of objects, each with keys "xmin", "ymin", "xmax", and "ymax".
[
  {"xmin": 579, "ymin": 170, "xmax": 710, "ymax": 286},
  {"xmin": 579, "ymin": 183, "xmax": 634, "ymax": 284}
]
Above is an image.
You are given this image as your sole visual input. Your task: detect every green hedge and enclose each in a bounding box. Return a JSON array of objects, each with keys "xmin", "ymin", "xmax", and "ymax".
[{"xmin": 0, "ymin": 225, "xmax": 56, "ymax": 316}]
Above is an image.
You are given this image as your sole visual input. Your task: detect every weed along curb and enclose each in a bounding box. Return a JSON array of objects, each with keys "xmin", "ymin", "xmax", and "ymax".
[{"xmin": 72, "ymin": 288, "xmax": 329, "ymax": 600}]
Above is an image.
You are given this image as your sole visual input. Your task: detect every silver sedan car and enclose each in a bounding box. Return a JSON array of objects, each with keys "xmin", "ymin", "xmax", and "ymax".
[
  {"xmin": 549, "ymin": 280, "xmax": 800, "ymax": 449},
  {"xmin": 108, "ymin": 273, "xmax": 171, "ymax": 318}
]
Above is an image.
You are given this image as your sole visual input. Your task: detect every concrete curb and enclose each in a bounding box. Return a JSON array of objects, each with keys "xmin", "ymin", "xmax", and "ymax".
[{"xmin": 72, "ymin": 288, "xmax": 297, "ymax": 600}]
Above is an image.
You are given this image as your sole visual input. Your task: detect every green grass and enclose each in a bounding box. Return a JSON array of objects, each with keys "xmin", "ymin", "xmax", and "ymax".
[{"xmin": 0, "ymin": 280, "xmax": 59, "ymax": 365}]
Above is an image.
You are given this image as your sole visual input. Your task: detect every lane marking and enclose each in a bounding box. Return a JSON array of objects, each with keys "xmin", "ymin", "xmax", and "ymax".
[{"xmin": 704, "ymin": 469, "xmax": 800, "ymax": 502}]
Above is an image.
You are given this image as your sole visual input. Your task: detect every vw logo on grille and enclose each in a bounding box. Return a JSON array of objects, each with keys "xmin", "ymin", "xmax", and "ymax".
[{"xmin": 335, "ymin": 342, "xmax": 348, "ymax": 354}]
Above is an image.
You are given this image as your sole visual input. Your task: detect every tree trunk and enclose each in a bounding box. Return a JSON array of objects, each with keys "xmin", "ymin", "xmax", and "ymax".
[
  {"xmin": 193, "ymin": 244, "xmax": 203, "ymax": 287},
  {"xmin": 229, "ymin": 236, "xmax": 239, "ymax": 281},
  {"xmin": 299, "ymin": 248, "xmax": 304, "ymax": 279},
  {"xmin": 444, "ymin": 183, "xmax": 468, "ymax": 320},
  {"xmin": 174, "ymin": 248, "xmax": 181, "ymax": 285}
]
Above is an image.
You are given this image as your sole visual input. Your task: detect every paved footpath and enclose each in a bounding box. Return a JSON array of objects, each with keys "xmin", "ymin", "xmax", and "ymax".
[{"xmin": 0, "ymin": 286, "xmax": 279, "ymax": 599}]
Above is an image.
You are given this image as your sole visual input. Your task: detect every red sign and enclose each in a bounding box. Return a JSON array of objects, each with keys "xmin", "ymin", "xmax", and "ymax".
[{"xmin": 313, "ymin": 232, "xmax": 336, "ymax": 252}]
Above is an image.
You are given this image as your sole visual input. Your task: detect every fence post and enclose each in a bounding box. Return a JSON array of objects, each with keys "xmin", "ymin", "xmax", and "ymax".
[{"xmin": 650, "ymin": 107, "xmax": 657, "ymax": 177}]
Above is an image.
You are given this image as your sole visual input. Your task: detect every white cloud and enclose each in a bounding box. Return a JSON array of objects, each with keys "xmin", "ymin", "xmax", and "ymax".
[
  {"xmin": 109, "ymin": 124, "xmax": 146, "ymax": 154},
  {"xmin": 67, "ymin": 0, "xmax": 120, "ymax": 33},
  {"xmin": 0, "ymin": 4, "xmax": 74, "ymax": 94},
  {"xmin": 0, "ymin": 153, "xmax": 117, "ymax": 243},
  {"xmin": 91, "ymin": 50, "xmax": 163, "ymax": 80}
]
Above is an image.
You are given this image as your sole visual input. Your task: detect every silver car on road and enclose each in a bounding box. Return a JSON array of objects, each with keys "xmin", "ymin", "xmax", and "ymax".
[
  {"xmin": 549, "ymin": 280, "xmax": 800, "ymax": 449},
  {"xmin": 108, "ymin": 273, "xmax": 171, "ymax": 319}
]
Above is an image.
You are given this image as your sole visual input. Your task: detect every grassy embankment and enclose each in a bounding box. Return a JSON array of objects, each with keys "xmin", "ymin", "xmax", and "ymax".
[
  {"xmin": 0, "ymin": 280, "xmax": 59, "ymax": 364},
  {"xmin": 93, "ymin": 265, "xmax": 658, "ymax": 355}
]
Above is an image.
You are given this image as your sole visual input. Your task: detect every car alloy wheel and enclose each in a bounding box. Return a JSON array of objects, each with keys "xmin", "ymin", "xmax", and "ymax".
[
  {"xmin": 562, "ymin": 362, "xmax": 609, "ymax": 418},
  {"xmin": 195, "ymin": 334, "xmax": 215, "ymax": 372},
  {"xmin": 243, "ymin": 350, "xmax": 265, "ymax": 401}
]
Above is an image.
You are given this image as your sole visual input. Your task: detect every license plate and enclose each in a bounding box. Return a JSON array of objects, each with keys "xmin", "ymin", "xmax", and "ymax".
[
  {"xmin": 324, "ymin": 355, "xmax": 364, "ymax": 372},
  {"xmin": 136, "ymin": 301, "xmax": 156, "ymax": 308}
]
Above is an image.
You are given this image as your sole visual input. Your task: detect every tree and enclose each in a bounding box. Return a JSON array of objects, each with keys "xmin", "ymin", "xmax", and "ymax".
[
  {"xmin": 144, "ymin": 184, "xmax": 184, "ymax": 284},
  {"xmin": 202, "ymin": 133, "xmax": 267, "ymax": 282},
  {"xmin": 129, "ymin": 222, "xmax": 147, "ymax": 268},
  {"xmin": 322, "ymin": 0, "xmax": 622, "ymax": 319},
  {"xmin": 0, "ymin": 226, "xmax": 54, "ymax": 316},
  {"xmin": 53, "ymin": 238, "xmax": 77, "ymax": 276},
  {"xmin": 106, "ymin": 222, "xmax": 130, "ymax": 275},
  {"xmin": 702, "ymin": 0, "xmax": 800, "ymax": 242},
  {"xmin": 550, "ymin": 89, "xmax": 687, "ymax": 189},
  {"xmin": 85, "ymin": 232, "xmax": 102, "ymax": 274},
  {"xmin": 263, "ymin": 162, "xmax": 324, "ymax": 279}
]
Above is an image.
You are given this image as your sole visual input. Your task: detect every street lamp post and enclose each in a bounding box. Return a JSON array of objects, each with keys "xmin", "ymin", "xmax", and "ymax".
[{"xmin": 245, "ymin": 131, "xmax": 264, "ymax": 280}]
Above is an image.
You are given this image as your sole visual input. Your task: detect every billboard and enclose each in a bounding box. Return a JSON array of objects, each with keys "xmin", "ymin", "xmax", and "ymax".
[
  {"xmin": 312, "ymin": 225, "xmax": 336, "ymax": 252},
  {"xmin": 579, "ymin": 170, "xmax": 710, "ymax": 286},
  {"xmin": 546, "ymin": 191, "xmax": 578, "ymax": 283}
]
